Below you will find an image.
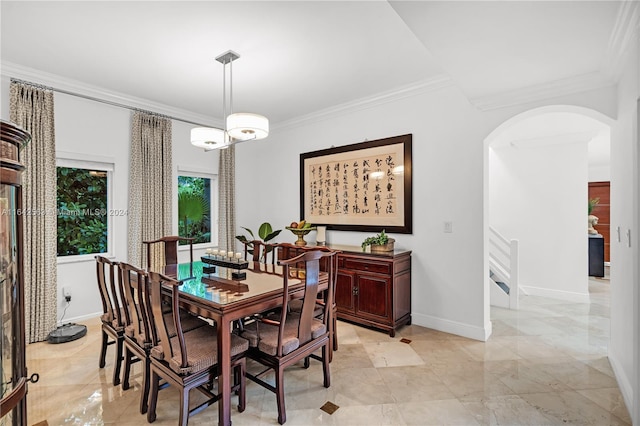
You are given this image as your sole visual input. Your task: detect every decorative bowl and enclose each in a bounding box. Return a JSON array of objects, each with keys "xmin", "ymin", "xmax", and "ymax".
[{"xmin": 285, "ymin": 226, "xmax": 317, "ymax": 246}]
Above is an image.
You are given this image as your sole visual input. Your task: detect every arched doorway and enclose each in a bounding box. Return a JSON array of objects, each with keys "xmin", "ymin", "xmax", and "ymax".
[{"xmin": 483, "ymin": 105, "xmax": 614, "ymax": 320}]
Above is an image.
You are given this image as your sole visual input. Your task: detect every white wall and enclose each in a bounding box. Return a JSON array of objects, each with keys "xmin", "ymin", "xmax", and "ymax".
[
  {"xmin": 234, "ymin": 82, "xmax": 618, "ymax": 341},
  {"xmin": 608, "ymin": 30, "xmax": 639, "ymax": 424},
  {"xmin": 489, "ymin": 141, "xmax": 589, "ymax": 301}
]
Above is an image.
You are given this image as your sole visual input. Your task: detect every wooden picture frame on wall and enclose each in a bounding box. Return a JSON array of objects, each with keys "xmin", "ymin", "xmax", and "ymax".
[{"xmin": 300, "ymin": 134, "xmax": 412, "ymax": 234}]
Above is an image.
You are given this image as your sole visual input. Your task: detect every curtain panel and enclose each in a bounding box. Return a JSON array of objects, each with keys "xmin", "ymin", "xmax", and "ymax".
[
  {"xmin": 218, "ymin": 145, "xmax": 236, "ymax": 254},
  {"xmin": 9, "ymin": 81, "xmax": 58, "ymax": 343},
  {"xmin": 127, "ymin": 111, "xmax": 172, "ymax": 269}
]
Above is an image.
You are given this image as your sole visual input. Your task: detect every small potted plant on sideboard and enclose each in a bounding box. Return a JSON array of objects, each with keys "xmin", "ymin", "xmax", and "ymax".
[{"xmin": 361, "ymin": 229, "xmax": 395, "ymax": 252}]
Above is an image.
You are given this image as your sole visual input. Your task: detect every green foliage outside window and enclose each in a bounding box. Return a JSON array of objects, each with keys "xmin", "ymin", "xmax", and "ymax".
[
  {"xmin": 178, "ymin": 176, "xmax": 211, "ymax": 245},
  {"xmin": 57, "ymin": 167, "xmax": 108, "ymax": 256}
]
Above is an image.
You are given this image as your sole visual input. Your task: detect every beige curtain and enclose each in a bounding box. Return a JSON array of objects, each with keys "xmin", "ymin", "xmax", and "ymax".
[
  {"xmin": 9, "ymin": 81, "xmax": 58, "ymax": 343},
  {"xmin": 127, "ymin": 111, "xmax": 172, "ymax": 269},
  {"xmin": 218, "ymin": 145, "xmax": 236, "ymax": 253}
]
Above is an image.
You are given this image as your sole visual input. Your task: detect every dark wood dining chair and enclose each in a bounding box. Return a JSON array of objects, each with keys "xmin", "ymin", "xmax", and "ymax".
[
  {"xmin": 95, "ymin": 255, "xmax": 126, "ymax": 386},
  {"xmin": 273, "ymin": 243, "xmax": 340, "ymax": 360},
  {"xmin": 241, "ymin": 250, "xmax": 338, "ymax": 424},
  {"xmin": 119, "ymin": 262, "xmax": 209, "ymax": 414},
  {"xmin": 146, "ymin": 270, "xmax": 249, "ymax": 425},
  {"xmin": 142, "ymin": 235, "xmax": 194, "ymax": 269}
]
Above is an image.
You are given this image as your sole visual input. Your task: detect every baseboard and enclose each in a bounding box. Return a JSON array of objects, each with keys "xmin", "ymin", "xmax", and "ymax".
[
  {"xmin": 57, "ymin": 311, "xmax": 101, "ymax": 327},
  {"xmin": 607, "ymin": 353, "xmax": 635, "ymax": 422},
  {"xmin": 412, "ymin": 312, "xmax": 491, "ymax": 342},
  {"xmin": 520, "ymin": 285, "xmax": 590, "ymax": 303}
]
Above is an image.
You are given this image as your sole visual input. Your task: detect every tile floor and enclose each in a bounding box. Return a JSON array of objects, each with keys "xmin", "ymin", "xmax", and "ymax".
[{"xmin": 26, "ymin": 273, "xmax": 631, "ymax": 425}]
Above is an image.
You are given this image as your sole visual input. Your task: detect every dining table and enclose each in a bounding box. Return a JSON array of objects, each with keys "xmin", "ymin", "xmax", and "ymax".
[{"xmin": 149, "ymin": 258, "xmax": 327, "ymax": 426}]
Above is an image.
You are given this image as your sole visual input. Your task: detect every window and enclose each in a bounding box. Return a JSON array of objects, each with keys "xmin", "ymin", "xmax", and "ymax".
[
  {"xmin": 178, "ymin": 174, "xmax": 214, "ymax": 245},
  {"xmin": 57, "ymin": 159, "xmax": 113, "ymax": 258}
]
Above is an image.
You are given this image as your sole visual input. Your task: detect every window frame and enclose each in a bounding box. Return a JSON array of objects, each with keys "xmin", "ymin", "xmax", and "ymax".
[
  {"xmin": 56, "ymin": 156, "xmax": 114, "ymax": 264},
  {"xmin": 176, "ymin": 166, "xmax": 218, "ymax": 251}
]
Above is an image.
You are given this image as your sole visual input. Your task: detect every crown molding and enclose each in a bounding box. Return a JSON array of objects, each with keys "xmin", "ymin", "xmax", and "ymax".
[
  {"xmin": 1, "ymin": 61, "xmax": 220, "ymax": 127},
  {"xmin": 274, "ymin": 74, "xmax": 453, "ymax": 131},
  {"xmin": 469, "ymin": 71, "xmax": 616, "ymax": 112},
  {"xmin": 603, "ymin": 0, "xmax": 640, "ymax": 81}
]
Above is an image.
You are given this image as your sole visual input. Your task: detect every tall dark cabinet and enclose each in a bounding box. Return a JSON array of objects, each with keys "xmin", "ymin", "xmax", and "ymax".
[{"xmin": 1, "ymin": 120, "xmax": 30, "ymax": 425}]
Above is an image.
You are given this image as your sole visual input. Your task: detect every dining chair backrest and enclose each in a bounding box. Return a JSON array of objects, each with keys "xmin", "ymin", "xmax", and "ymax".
[
  {"xmin": 243, "ymin": 240, "xmax": 277, "ymax": 263},
  {"xmin": 278, "ymin": 250, "xmax": 337, "ymax": 352},
  {"xmin": 119, "ymin": 261, "xmax": 152, "ymax": 349},
  {"xmin": 146, "ymin": 271, "xmax": 185, "ymax": 367},
  {"xmin": 273, "ymin": 243, "xmax": 335, "ymax": 272},
  {"xmin": 142, "ymin": 235, "xmax": 194, "ymax": 269},
  {"xmin": 95, "ymin": 255, "xmax": 126, "ymax": 330}
]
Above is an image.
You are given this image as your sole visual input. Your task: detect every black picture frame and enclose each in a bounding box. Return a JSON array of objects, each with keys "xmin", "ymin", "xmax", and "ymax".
[{"xmin": 300, "ymin": 134, "xmax": 412, "ymax": 234}]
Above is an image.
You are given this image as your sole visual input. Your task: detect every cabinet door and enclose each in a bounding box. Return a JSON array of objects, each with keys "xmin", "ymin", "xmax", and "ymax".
[
  {"xmin": 355, "ymin": 273, "xmax": 390, "ymax": 321},
  {"xmin": 335, "ymin": 270, "xmax": 356, "ymax": 313}
]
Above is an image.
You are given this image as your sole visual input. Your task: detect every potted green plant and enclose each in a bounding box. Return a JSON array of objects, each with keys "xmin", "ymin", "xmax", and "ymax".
[
  {"xmin": 235, "ymin": 222, "xmax": 282, "ymax": 260},
  {"xmin": 361, "ymin": 229, "xmax": 395, "ymax": 252}
]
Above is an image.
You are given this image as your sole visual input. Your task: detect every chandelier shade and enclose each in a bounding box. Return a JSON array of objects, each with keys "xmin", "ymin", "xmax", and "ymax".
[
  {"xmin": 226, "ymin": 113, "xmax": 269, "ymax": 141},
  {"xmin": 191, "ymin": 50, "xmax": 268, "ymax": 150},
  {"xmin": 190, "ymin": 127, "xmax": 227, "ymax": 149}
]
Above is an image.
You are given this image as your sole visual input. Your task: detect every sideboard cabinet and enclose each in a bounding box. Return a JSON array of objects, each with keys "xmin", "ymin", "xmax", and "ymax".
[{"xmin": 332, "ymin": 247, "xmax": 411, "ymax": 337}]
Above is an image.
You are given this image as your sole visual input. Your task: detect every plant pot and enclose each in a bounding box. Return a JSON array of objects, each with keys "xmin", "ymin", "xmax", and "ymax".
[{"xmin": 370, "ymin": 238, "xmax": 395, "ymax": 253}]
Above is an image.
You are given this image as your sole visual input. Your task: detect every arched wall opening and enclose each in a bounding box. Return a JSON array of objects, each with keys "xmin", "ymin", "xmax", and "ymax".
[{"xmin": 483, "ymin": 105, "xmax": 614, "ymax": 324}]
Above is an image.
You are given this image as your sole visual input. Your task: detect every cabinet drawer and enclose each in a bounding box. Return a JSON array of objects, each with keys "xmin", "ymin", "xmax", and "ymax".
[{"xmin": 343, "ymin": 258, "xmax": 392, "ymax": 275}]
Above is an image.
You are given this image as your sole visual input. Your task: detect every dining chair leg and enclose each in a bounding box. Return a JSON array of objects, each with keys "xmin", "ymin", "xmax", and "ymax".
[
  {"xmin": 112, "ymin": 337, "xmax": 123, "ymax": 386},
  {"xmin": 322, "ymin": 344, "xmax": 330, "ymax": 388},
  {"xmin": 140, "ymin": 358, "xmax": 150, "ymax": 414},
  {"xmin": 122, "ymin": 347, "xmax": 133, "ymax": 390},
  {"xmin": 275, "ymin": 366, "xmax": 286, "ymax": 425},
  {"xmin": 332, "ymin": 314, "xmax": 338, "ymax": 350},
  {"xmin": 235, "ymin": 361, "xmax": 246, "ymax": 413},
  {"xmin": 179, "ymin": 386, "xmax": 190, "ymax": 426},
  {"xmin": 147, "ymin": 370, "xmax": 159, "ymax": 423},
  {"xmin": 99, "ymin": 331, "xmax": 108, "ymax": 368}
]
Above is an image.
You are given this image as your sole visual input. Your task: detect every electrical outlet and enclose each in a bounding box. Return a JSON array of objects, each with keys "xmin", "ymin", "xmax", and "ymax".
[
  {"xmin": 443, "ymin": 221, "xmax": 453, "ymax": 233},
  {"xmin": 63, "ymin": 286, "xmax": 72, "ymax": 298}
]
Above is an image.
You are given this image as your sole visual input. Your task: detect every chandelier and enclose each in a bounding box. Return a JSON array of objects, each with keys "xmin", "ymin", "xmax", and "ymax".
[{"xmin": 191, "ymin": 50, "xmax": 269, "ymax": 150}]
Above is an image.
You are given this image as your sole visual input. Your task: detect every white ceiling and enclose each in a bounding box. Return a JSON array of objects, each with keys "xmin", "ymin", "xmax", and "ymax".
[{"xmin": 0, "ymin": 1, "xmax": 628, "ymax": 127}]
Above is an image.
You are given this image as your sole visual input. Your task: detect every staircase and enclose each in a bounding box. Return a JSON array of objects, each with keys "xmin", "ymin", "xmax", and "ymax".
[{"xmin": 489, "ymin": 226, "xmax": 519, "ymax": 309}]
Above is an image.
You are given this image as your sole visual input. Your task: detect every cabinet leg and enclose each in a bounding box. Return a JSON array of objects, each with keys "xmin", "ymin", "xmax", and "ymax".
[{"xmin": 389, "ymin": 329, "xmax": 395, "ymax": 338}]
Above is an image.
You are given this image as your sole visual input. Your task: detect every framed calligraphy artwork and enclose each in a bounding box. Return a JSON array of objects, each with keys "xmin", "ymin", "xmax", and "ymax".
[{"xmin": 300, "ymin": 134, "xmax": 412, "ymax": 234}]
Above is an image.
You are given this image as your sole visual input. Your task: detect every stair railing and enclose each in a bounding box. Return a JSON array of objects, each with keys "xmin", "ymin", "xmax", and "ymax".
[{"xmin": 489, "ymin": 226, "xmax": 519, "ymax": 309}]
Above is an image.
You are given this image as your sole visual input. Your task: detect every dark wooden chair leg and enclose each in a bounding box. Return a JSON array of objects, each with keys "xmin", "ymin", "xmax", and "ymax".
[
  {"xmin": 140, "ymin": 358, "xmax": 150, "ymax": 414},
  {"xmin": 122, "ymin": 347, "xmax": 132, "ymax": 390},
  {"xmin": 112, "ymin": 337, "xmax": 123, "ymax": 386},
  {"xmin": 322, "ymin": 344, "xmax": 330, "ymax": 388},
  {"xmin": 147, "ymin": 370, "xmax": 159, "ymax": 423},
  {"xmin": 276, "ymin": 366, "xmax": 286, "ymax": 425},
  {"xmin": 236, "ymin": 362, "xmax": 246, "ymax": 413},
  {"xmin": 99, "ymin": 331, "xmax": 108, "ymax": 368},
  {"xmin": 179, "ymin": 386, "xmax": 190, "ymax": 426}
]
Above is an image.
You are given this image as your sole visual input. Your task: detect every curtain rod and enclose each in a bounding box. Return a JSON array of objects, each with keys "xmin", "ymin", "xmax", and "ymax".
[{"xmin": 10, "ymin": 77, "xmax": 217, "ymax": 129}]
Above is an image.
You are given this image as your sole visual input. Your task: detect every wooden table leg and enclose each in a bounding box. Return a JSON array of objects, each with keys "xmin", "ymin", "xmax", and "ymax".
[{"xmin": 218, "ymin": 317, "xmax": 232, "ymax": 426}]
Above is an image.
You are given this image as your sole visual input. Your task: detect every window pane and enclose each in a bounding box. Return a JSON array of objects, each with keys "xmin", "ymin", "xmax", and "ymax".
[
  {"xmin": 57, "ymin": 167, "xmax": 108, "ymax": 256},
  {"xmin": 178, "ymin": 176, "xmax": 211, "ymax": 245}
]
